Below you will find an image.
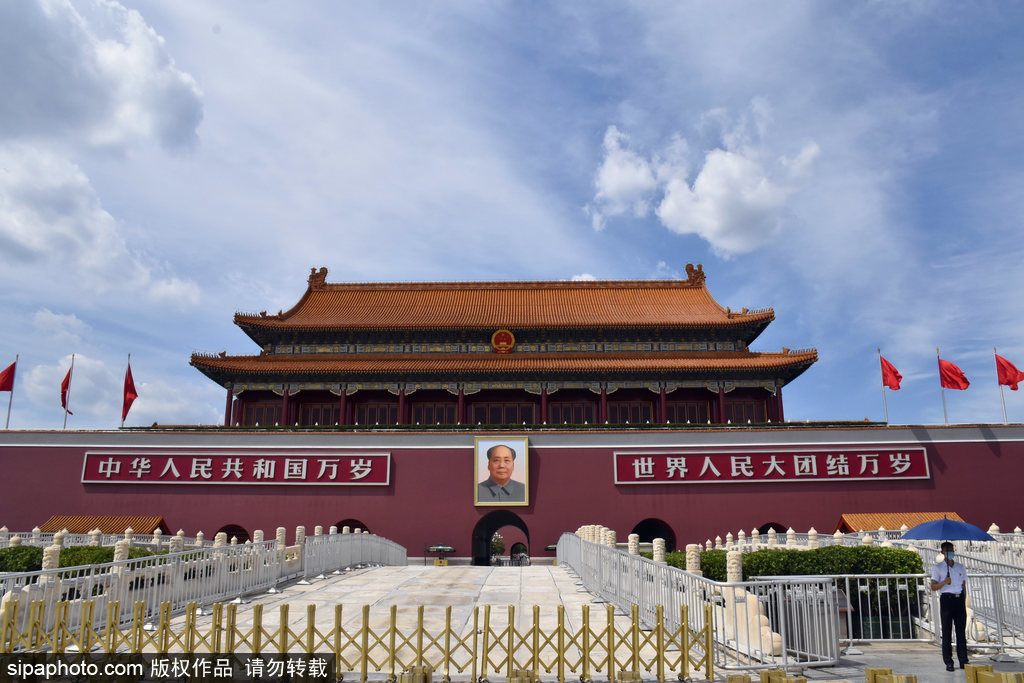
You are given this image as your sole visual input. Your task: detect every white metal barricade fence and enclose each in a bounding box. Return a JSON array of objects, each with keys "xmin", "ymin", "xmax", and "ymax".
[
  {"xmin": 0, "ymin": 534, "xmax": 406, "ymax": 644},
  {"xmin": 557, "ymin": 533, "xmax": 842, "ymax": 672}
]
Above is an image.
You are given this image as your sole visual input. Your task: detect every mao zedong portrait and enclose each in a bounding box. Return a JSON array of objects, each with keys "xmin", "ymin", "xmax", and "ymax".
[{"xmin": 477, "ymin": 444, "xmax": 526, "ymax": 503}]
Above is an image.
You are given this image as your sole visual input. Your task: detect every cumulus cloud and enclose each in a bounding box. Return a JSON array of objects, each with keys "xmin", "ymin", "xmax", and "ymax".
[
  {"xmin": 32, "ymin": 309, "xmax": 89, "ymax": 349},
  {"xmin": 586, "ymin": 126, "xmax": 658, "ymax": 230},
  {"xmin": 587, "ymin": 102, "xmax": 819, "ymax": 256},
  {"xmin": 0, "ymin": 0, "xmax": 202, "ymax": 152},
  {"xmin": 0, "ymin": 144, "xmax": 201, "ymax": 301},
  {"xmin": 570, "ymin": 273, "xmax": 597, "ymax": 281}
]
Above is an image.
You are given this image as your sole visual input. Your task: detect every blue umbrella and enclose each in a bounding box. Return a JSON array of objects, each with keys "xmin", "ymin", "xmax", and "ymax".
[{"xmin": 900, "ymin": 517, "xmax": 995, "ymax": 542}]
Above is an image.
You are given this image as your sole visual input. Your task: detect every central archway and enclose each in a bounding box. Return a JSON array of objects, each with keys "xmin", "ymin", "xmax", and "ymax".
[{"xmin": 471, "ymin": 510, "xmax": 530, "ymax": 566}]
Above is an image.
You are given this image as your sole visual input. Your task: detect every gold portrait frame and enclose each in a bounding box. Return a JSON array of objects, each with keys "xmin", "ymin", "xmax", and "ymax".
[{"xmin": 474, "ymin": 436, "xmax": 529, "ymax": 506}]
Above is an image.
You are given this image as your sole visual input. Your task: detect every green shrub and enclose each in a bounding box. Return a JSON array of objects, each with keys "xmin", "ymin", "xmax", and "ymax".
[
  {"xmin": 0, "ymin": 546, "xmax": 44, "ymax": 572},
  {"xmin": 633, "ymin": 545, "xmax": 921, "ymax": 581}
]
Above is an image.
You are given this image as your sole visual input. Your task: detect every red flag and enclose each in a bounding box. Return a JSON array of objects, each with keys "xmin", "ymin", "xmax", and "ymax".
[
  {"xmin": 938, "ymin": 358, "xmax": 970, "ymax": 390},
  {"xmin": 996, "ymin": 354, "xmax": 1024, "ymax": 391},
  {"xmin": 880, "ymin": 356, "xmax": 902, "ymax": 390},
  {"xmin": 0, "ymin": 361, "xmax": 14, "ymax": 392},
  {"xmin": 60, "ymin": 367, "xmax": 74, "ymax": 415},
  {"xmin": 122, "ymin": 363, "xmax": 138, "ymax": 420}
]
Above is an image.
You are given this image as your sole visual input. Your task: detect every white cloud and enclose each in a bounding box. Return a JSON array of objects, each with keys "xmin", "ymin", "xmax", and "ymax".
[
  {"xmin": 587, "ymin": 106, "xmax": 819, "ymax": 256},
  {"xmin": 0, "ymin": 0, "xmax": 202, "ymax": 152},
  {"xmin": 587, "ymin": 126, "xmax": 658, "ymax": 230},
  {"xmin": 657, "ymin": 144, "xmax": 817, "ymax": 257},
  {"xmin": 32, "ymin": 309, "xmax": 89, "ymax": 349},
  {"xmin": 571, "ymin": 273, "xmax": 597, "ymax": 281},
  {"xmin": 0, "ymin": 143, "xmax": 201, "ymax": 302}
]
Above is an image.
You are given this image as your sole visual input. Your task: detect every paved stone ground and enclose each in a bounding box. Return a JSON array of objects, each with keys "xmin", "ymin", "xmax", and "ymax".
[{"xmin": 172, "ymin": 566, "xmax": 1024, "ymax": 682}]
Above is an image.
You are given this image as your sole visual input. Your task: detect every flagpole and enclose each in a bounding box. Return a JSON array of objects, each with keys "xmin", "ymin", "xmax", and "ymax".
[
  {"xmin": 937, "ymin": 347, "xmax": 948, "ymax": 426},
  {"xmin": 878, "ymin": 348, "xmax": 889, "ymax": 423},
  {"xmin": 121, "ymin": 353, "xmax": 130, "ymax": 429},
  {"xmin": 996, "ymin": 347, "xmax": 1008, "ymax": 425},
  {"xmin": 63, "ymin": 354, "xmax": 74, "ymax": 430},
  {"xmin": 4, "ymin": 354, "xmax": 16, "ymax": 430}
]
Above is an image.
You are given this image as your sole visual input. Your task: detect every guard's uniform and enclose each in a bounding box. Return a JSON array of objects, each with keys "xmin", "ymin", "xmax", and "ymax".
[{"xmin": 932, "ymin": 558, "xmax": 968, "ymax": 668}]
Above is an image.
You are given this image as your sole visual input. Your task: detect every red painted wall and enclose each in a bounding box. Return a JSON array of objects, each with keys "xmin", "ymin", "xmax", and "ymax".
[{"xmin": 1, "ymin": 426, "xmax": 1021, "ymax": 559}]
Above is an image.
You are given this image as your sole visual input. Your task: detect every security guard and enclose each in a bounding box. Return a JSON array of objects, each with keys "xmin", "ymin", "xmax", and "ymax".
[{"xmin": 930, "ymin": 541, "xmax": 969, "ymax": 671}]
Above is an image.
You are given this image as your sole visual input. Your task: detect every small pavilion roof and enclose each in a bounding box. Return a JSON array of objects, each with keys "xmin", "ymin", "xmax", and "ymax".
[
  {"xmin": 834, "ymin": 512, "xmax": 965, "ymax": 534},
  {"xmin": 38, "ymin": 515, "xmax": 168, "ymax": 535},
  {"xmin": 233, "ymin": 266, "xmax": 774, "ymax": 340}
]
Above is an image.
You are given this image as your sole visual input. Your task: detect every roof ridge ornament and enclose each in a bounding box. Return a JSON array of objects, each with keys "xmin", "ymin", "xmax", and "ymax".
[
  {"xmin": 309, "ymin": 266, "xmax": 328, "ymax": 290},
  {"xmin": 684, "ymin": 263, "xmax": 705, "ymax": 285}
]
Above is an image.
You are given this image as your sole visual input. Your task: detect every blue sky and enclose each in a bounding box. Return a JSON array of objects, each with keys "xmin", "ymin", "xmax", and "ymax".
[{"xmin": 2, "ymin": 1, "xmax": 1023, "ymax": 429}]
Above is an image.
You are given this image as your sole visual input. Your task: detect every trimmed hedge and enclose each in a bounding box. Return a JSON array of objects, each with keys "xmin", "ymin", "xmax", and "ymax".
[
  {"xmin": 0, "ymin": 545, "xmax": 164, "ymax": 573},
  {"xmin": 662, "ymin": 546, "xmax": 923, "ymax": 582}
]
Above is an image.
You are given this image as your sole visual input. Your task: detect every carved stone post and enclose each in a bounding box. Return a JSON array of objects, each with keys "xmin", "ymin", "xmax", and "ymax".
[
  {"xmin": 31, "ymin": 526, "xmax": 41, "ymax": 546},
  {"xmin": 329, "ymin": 526, "xmax": 338, "ymax": 535},
  {"xmin": 342, "ymin": 526, "xmax": 350, "ymax": 534},
  {"xmin": 737, "ymin": 530, "xmax": 746, "ymax": 549},
  {"xmin": 685, "ymin": 544, "xmax": 702, "ymax": 576},
  {"xmin": 861, "ymin": 533, "xmax": 874, "ymax": 546},
  {"xmin": 767, "ymin": 528, "xmax": 777, "ymax": 547},
  {"xmin": 726, "ymin": 550, "xmax": 743, "ymax": 583},
  {"xmin": 90, "ymin": 529, "xmax": 102, "ymax": 546},
  {"xmin": 152, "ymin": 529, "xmax": 163, "ymax": 550},
  {"xmin": 9, "ymin": 536, "xmax": 21, "ymax": 547},
  {"xmin": 786, "ymin": 527, "xmax": 797, "ymax": 548},
  {"xmin": 214, "ymin": 532, "xmax": 227, "ymax": 547},
  {"xmin": 195, "ymin": 531, "xmax": 205, "ymax": 548},
  {"xmin": 253, "ymin": 530, "xmax": 264, "ymax": 543},
  {"xmin": 751, "ymin": 529, "xmax": 760, "ymax": 548},
  {"xmin": 627, "ymin": 534, "xmax": 639, "ymax": 555},
  {"xmin": 314, "ymin": 525, "xmax": 323, "ymax": 536},
  {"xmin": 653, "ymin": 538, "xmax": 666, "ymax": 564},
  {"xmin": 808, "ymin": 527, "xmax": 819, "ymax": 549}
]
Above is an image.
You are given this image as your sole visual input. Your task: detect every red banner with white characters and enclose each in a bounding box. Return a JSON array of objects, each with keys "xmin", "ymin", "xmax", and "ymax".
[
  {"xmin": 614, "ymin": 447, "xmax": 928, "ymax": 484},
  {"xmin": 82, "ymin": 451, "xmax": 390, "ymax": 485}
]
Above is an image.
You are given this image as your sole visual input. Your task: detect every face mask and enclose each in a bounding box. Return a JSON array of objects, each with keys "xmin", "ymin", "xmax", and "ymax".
[{"xmin": 946, "ymin": 552, "xmax": 955, "ymax": 560}]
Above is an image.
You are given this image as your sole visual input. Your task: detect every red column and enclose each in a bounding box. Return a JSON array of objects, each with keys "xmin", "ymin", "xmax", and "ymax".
[
  {"xmin": 457, "ymin": 388, "xmax": 465, "ymax": 424},
  {"xmin": 660, "ymin": 387, "xmax": 667, "ymax": 423},
  {"xmin": 540, "ymin": 387, "xmax": 548, "ymax": 424},
  {"xmin": 717, "ymin": 387, "xmax": 726, "ymax": 424},
  {"xmin": 223, "ymin": 384, "xmax": 233, "ymax": 426},
  {"xmin": 600, "ymin": 387, "xmax": 607, "ymax": 423},
  {"xmin": 398, "ymin": 388, "xmax": 406, "ymax": 425},
  {"xmin": 338, "ymin": 391, "xmax": 348, "ymax": 426},
  {"xmin": 232, "ymin": 397, "xmax": 243, "ymax": 426},
  {"xmin": 776, "ymin": 385, "xmax": 785, "ymax": 423},
  {"xmin": 281, "ymin": 387, "xmax": 290, "ymax": 426}
]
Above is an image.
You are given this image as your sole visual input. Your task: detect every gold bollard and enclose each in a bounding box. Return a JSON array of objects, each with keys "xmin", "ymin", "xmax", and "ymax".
[
  {"xmin": 760, "ymin": 671, "xmax": 785, "ymax": 683},
  {"xmin": 966, "ymin": 665, "xmax": 995, "ymax": 683},
  {"xmin": 508, "ymin": 668, "xmax": 536, "ymax": 683},
  {"xmin": 864, "ymin": 668, "xmax": 893, "ymax": 683},
  {"xmin": 618, "ymin": 672, "xmax": 642, "ymax": 683},
  {"xmin": 977, "ymin": 673, "xmax": 1024, "ymax": 683},
  {"xmin": 726, "ymin": 676, "xmax": 753, "ymax": 683},
  {"xmin": 399, "ymin": 664, "xmax": 433, "ymax": 683}
]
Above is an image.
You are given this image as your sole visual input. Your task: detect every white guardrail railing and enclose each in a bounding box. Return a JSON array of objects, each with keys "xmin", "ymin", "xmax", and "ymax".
[
  {"xmin": 557, "ymin": 533, "xmax": 842, "ymax": 672},
  {"xmin": 0, "ymin": 534, "xmax": 406, "ymax": 642},
  {"xmin": 558, "ymin": 533, "xmax": 1024, "ymax": 671}
]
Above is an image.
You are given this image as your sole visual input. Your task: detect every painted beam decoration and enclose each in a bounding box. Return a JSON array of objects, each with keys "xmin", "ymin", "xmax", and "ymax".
[
  {"xmin": 82, "ymin": 451, "xmax": 390, "ymax": 485},
  {"xmin": 614, "ymin": 447, "xmax": 928, "ymax": 484}
]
